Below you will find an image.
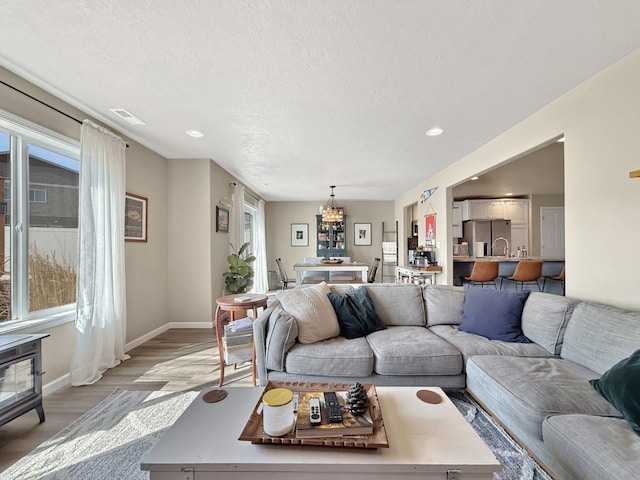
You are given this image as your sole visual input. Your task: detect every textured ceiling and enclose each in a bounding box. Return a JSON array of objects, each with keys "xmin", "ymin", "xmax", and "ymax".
[{"xmin": 1, "ymin": 1, "xmax": 640, "ymax": 201}]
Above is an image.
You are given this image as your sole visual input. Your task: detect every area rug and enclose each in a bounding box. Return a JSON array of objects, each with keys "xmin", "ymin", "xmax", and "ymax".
[
  {"xmin": 447, "ymin": 391, "xmax": 553, "ymax": 480},
  {"xmin": 0, "ymin": 388, "xmax": 198, "ymax": 480}
]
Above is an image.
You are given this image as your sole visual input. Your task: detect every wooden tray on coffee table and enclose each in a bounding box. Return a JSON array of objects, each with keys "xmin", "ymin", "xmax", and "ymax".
[{"xmin": 238, "ymin": 381, "xmax": 389, "ymax": 449}]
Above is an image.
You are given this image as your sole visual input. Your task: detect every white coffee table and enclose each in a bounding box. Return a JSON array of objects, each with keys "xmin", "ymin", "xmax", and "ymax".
[{"xmin": 141, "ymin": 386, "xmax": 500, "ymax": 480}]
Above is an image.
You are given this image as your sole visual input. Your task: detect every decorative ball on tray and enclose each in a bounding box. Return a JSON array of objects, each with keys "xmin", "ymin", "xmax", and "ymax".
[{"xmin": 346, "ymin": 383, "xmax": 369, "ymax": 416}]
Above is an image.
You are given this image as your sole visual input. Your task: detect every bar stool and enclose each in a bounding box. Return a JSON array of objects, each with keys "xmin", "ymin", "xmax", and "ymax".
[
  {"xmin": 542, "ymin": 267, "xmax": 565, "ymax": 295},
  {"xmin": 500, "ymin": 260, "xmax": 543, "ymax": 291},
  {"xmin": 463, "ymin": 261, "xmax": 500, "ymax": 288}
]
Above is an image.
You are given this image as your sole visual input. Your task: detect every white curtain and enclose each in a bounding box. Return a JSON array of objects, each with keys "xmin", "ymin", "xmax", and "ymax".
[
  {"xmin": 70, "ymin": 120, "xmax": 128, "ymax": 386},
  {"xmin": 254, "ymin": 199, "xmax": 269, "ymax": 293},
  {"xmin": 231, "ymin": 183, "xmax": 245, "ymax": 251}
]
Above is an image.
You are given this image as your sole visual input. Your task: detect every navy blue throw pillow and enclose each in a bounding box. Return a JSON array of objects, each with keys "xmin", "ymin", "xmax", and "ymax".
[
  {"xmin": 590, "ymin": 348, "xmax": 640, "ymax": 435},
  {"xmin": 459, "ymin": 284, "xmax": 530, "ymax": 343},
  {"xmin": 327, "ymin": 287, "xmax": 387, "ymax": 339}
]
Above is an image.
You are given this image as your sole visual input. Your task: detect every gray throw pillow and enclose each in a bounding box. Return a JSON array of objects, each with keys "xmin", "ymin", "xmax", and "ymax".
[{"xmin": 265, "ymin": 306, "xmax": 298, "ymax": 371}]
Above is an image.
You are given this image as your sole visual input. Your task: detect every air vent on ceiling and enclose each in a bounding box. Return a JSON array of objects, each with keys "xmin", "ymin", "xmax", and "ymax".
[{"xmin": 109, "ymin": 108, "xmax": 146, "ymax": 125}]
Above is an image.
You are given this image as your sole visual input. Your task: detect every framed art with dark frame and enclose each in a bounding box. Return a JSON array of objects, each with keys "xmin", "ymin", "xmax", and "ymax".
[
  {"xmin": 125, "ymin": 193, "xmax": 148, "ymax": 242},
  {"xmin": 291, "ymin": 223, "xmax": 309, "ymax": 247},
  {"xmin": 216, "ymin": 206, "xmax": 230, "ymax": 233},
  {"xmin": 354, "ymin": 222, "xmax": 372, "ymax": 246}
]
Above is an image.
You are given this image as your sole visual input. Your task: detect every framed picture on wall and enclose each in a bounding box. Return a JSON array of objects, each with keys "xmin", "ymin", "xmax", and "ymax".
[
  {"xmin": 354, "ymin": 222, "xmax": 372, "ymax": 246},
  {"xmin": 216, "ymin": 206, "xmax": 230, "ymax": 233},
  {"xmin": 125, "ymin": 193, "xmax": 148, "ymax": 242},
  {"xmin": 291, "ymin": 223, "xmax": 309, "ymax": 247},
  {"xmin": 425, "ymin": 213, "xmax": 436, "ymax": 246}
]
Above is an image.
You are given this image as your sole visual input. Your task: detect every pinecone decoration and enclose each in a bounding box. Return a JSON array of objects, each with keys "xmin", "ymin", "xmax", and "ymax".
[{"xmin": 346, "ymin": 383, "xmax": 369, "ymax": 416}]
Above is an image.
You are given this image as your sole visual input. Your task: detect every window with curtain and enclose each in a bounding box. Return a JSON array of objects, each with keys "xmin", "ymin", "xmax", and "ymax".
[
  {"xmin": 0, "ymin": 111, "xmax": 80, "ymax": 329},
  {"xmin": 244, "ymin": 204, "xmax": 256, "ymax": 255}
]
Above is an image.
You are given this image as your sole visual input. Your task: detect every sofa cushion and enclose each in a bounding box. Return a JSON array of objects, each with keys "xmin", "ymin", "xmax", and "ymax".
[
  {"xmin": 459, "ymin": 285, "xmax": 530, "ymax": 342},
  {"xmin": 424, "ymin": 285, "xmax": 465, "ymax": 326},
  {"xmin": 276, "ymin": 282, "xmax": 340, "ymax": 344},
  {"xmin": 284, "ymin": 336, "xmax": 373, "ymax": 377},
  {"xmin": 429, "ymin": 324, "xmax": 552, "ymax": 365},
  {"xmin": 264, "ymin": 306, "xmax": 298, "ymax": 371},
  {"xmin": 561, "ymin": 302, "xmax": 640, "ymax": 374},
  {"xmin": 366, "ymin": 326, "xmax": 462, "ymax": 375},
  {"xmin": 362, "ymin": 284, "xmax": 425, "ymax": 326},
  {"xmin": 521, "ymin": 292, "xmax": 576, "ymax": 355},
  {"xmin": 327, "ymin": 286, "xmax": 387, "ymax": 339},
  {"xmin": 590, "ymin": 348, "xmax": 640, "ymax": 434},
  {"xmin": 543, "ymin": 414, "xmax": 640, "ymax": 480},
  {"xmin": 466, "ymin": 355, "xmax": 621, "ymax": 446}
]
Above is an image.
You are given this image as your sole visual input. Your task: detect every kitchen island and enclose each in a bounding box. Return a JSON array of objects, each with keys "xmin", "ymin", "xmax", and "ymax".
[{"xmin": 453, "ymin": 256, "xmax": 565, "ymax": 293}]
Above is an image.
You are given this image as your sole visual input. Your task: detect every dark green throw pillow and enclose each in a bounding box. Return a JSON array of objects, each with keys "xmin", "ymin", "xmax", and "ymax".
[
  {"xmin": 590, "ymin": 348, "xmax": 640, "ymax": 435},
  {"xmin": 327, "ymin": 287, "xmax": 387, "ymax": 339}
]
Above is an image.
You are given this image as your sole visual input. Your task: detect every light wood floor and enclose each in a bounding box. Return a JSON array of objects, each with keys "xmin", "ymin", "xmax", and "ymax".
[{"xmin": 0, "ymin": 328, "xmax": 254, "ymax": 472}]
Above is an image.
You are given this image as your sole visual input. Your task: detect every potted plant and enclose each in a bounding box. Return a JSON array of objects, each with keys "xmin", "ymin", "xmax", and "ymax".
[{"xmin": 223, "ymin": 242, "xmax": 256, "ymax": 294}]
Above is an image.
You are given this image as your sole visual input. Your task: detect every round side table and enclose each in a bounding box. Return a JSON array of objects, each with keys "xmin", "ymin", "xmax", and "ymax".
[{"xmin": 214, "ymin": 293, "xmax": 268, "ymax": 387}]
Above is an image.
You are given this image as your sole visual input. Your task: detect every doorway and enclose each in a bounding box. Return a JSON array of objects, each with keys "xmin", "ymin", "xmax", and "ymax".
[{"xmin": 540, "ymin": 207, "xmax": 565, "ymax": 258}]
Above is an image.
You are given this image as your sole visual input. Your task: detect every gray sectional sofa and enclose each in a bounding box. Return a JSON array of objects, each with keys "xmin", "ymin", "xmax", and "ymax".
[{"xmin": 253, "ymin": 283, "xmax": 640, "ymax": 480}]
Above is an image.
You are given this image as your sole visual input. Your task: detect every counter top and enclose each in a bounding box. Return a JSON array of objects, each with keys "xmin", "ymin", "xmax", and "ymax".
[{"xmin": 452, "ymin": 256, "xmax": 564, "ymax": 263}]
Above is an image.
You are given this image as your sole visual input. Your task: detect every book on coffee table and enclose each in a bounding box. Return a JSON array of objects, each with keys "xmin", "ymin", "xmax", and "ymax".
[{"xmin": 295, "ymin": 391, "xmax": 373, "ymax": 438}]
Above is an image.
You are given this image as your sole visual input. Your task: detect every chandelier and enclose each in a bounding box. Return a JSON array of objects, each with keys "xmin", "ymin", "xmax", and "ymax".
[{"xmin": 322, "ymin": 185, "xmax": 344, "ymax": 222}]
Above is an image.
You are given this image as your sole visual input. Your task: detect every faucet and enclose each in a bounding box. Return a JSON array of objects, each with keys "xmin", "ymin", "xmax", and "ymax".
[{"xmin": 492, "ymin": 237, "xmax": 510, "ymax": 257}]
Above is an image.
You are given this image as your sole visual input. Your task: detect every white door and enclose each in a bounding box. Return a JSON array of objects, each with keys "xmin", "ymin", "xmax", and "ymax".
[{"xmin": 540, "ymin": 207, "xmax": 565, "ymax": 258}]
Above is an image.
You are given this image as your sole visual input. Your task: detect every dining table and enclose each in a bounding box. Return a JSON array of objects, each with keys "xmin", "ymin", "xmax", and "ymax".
[{"xmin": 292, "ymin": 261, "xmax": 369, "ymax": 285}]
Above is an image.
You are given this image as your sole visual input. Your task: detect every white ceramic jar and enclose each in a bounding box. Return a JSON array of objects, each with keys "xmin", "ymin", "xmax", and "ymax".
[{"xmin": 262, "ymin": 388, "xmax": 294, "ymax": 437}]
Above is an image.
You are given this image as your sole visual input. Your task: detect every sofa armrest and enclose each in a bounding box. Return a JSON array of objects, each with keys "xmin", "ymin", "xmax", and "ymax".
[{"xmin": 253, "ymin": 299, "xmax": 281, "ymax": 386}]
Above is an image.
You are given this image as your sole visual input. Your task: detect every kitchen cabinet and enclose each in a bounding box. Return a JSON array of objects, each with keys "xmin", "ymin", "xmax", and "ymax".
[
  {"xmin": 452, "ymin": 202, "xmax": 463, "ymax": 238},
  {"xmin": 504, "ymin": 200, "xmax": 529, "ymax": 224},
  {"xmin": 461, "ymin": 198, "xmax": 529, "ymax": 223},
  {"xmin": 316, "ymin": 214, "xmax": 346, "ymax": 257},
  {"xmin": 461, "ymin": 200, "xmax": 488, "ymax": 221}
]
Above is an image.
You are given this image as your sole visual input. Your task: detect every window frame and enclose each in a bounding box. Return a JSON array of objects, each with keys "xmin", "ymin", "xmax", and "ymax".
[{"xmin": 0, "ymin": 109, "xmax": 80, "ymax": 334}]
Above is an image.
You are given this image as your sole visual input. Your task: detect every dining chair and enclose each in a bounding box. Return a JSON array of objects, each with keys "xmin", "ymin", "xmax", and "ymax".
[
  {"xmin": 275, "ymin": 258, "xmax": 293, "ymax": 290},
  {"xmin": 542, "ymin": 267, "xmax": 565, "ymax": 295},
  {"xmin": 501, "ymin": 260, "xmax": 543, "ymax": 290},
  {"xmin": 367, "ymin": 258, "xmax": 381, "ymax": 283},
  {"xmin": 463, "ymin": 261, "xmax": 499, "ymax": 288}
]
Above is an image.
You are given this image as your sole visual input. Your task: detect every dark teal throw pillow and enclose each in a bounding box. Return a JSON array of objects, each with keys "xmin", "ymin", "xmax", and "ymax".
[
  {"xmin": 459, "ymin": 284, "xmax": 530, "ymax": 343},
  {"xmin": 327, "ymin": 287, "xmax": 387, "ymax": 339},
  {"xmin": 590, "ymin": 348, "xmax": 640, "ymax": 435}
]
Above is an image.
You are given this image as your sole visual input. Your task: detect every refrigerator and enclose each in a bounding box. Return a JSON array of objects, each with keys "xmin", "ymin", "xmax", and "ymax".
[{"xmin": 462, "ymin": 220, "xmax": 511, "ymax": 257}]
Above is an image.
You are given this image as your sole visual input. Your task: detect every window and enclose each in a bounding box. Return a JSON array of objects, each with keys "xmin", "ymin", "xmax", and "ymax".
[
  {"xmin": 0, "ymin": 110, "xmax": 80, "ymax": 329},
  {"xmin": 29, "ymin": 189, "xmax": 47, "ymax": 203}
]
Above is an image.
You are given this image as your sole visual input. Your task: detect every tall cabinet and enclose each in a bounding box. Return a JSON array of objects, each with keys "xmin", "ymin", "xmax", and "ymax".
[{"xmin": 316, "ymin": 214, "xmax": 346, "ymax": 257}]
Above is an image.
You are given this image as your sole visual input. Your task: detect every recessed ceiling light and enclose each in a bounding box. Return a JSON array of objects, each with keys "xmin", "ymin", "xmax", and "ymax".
[
  {"xmin": 263, "ymin": 183, "xmax": 272, "ymax": 188},
  {"xmin": 557, "ymin": 137, "xmax": 565, "ymax": 143},
  {"xmin": 425, "ymin": 127, "xmax": 444, "ymax": 136},
  {"xmin": 505, "ymin": 192, "xmax": 513, "ymax": 196},
  {"xmin": 186, "ymin": 129, "xmax": 204, "ymax": 138},
  {"xmin": 470, "ymin": 176, "xmax": 479, "ymax": 181}
]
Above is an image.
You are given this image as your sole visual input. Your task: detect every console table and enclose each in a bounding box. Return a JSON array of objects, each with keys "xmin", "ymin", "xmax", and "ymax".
[{"xmin": 0, "ymin": 333, "xmax": 49, "ymax": 427}]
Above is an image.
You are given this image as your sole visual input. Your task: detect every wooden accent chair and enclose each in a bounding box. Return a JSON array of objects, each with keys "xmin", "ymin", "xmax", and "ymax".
[
  {"xmin": 275, "ymin": 258, "xmax": 292, "ymax": 290},
  {"xmin": 367, "ymin": 257, "xmax": 381, "ymax": 283},
  {"xmin": 501, "ymin": 260, "xmax": 543, "ymax": 291},
  {"xmin": 463, "ymin": 261, "xmax": 500, "ymax": 288},
  {"xmin": 542, "ymin": 267, "xmax": 565, "ymax": 295}
]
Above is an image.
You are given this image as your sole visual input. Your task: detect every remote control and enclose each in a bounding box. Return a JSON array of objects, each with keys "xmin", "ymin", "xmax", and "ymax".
[
  {"xmin": 309, "ymin": 397, "xmax": 321, "ymax": 425},
  {"xmin": 323, "ymin": 391, "xmax": 343, "ymax": 423}
]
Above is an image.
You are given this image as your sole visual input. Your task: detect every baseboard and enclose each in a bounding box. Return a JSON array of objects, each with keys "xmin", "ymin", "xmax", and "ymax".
[
  {"xmin": 42, "ymin": 321, "xmax": 213, "ymax": 397},
  {"xmin": 43, "ymin": 373, "xmax": 70, "ymax": 397}
]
